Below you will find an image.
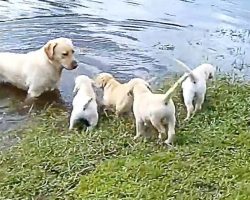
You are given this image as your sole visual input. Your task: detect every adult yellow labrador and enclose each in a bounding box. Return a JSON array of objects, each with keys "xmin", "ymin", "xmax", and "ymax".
[{"xmin": 0, "ymin": 37, "xmax": 78, "ymax": 98}]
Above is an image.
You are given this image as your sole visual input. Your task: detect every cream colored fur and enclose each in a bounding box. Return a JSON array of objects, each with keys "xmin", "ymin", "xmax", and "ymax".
[
  {"xmin": 69, "ymin": 75, "xmax": 98, "ymax": 131},
  {"xmin": 174, "ymin": 59, "xmax": 216, "ymax": 120},
  {"xmin": 0, "ymin": 37, "xmax": 78, "ymax": 98},
  {"xmin": 95, "ymin": 73, "xmax": 150, "ymax": 116},
  {"xmin": 131, "ymin": 73, "xmax": 189, "ymax": 145}
]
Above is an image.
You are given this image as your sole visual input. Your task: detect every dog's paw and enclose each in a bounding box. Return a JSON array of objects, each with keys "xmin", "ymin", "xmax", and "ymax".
[
  {"xmin": 133, "ymin": 135, "xmax": 139, "ymax": 140},
  {"xmin": 156, "ymin": 139, "xmax": 164, "ymax": 145},
  {"xmin": 184, "ymin": 117, "xmax": 191, "ymax": 122},
  {"xmin": 164, "ymin": 139, "xmax": 173, "ymax": 146},
  {"xmin": 163, "ymin": 141, "xmax": 176, "ymax": 149},
  {"xmin": 86, "ymin": 127, "xmax": 94, "ymax": 132}
]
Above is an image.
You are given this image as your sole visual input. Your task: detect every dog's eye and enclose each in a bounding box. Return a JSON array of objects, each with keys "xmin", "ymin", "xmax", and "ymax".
[
  {"xmin": 62, "ymin": 52, "xmax": 69, "ymax": 56},
  {"xmin": 72, "ymin": 50, "xmax": 75, "ymax": 54}
]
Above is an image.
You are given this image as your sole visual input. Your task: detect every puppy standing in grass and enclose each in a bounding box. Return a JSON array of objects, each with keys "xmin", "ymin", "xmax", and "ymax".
[
  {"xmin": 95, "ymin": 73, "xmax": 150, "ymax": 116},
  {"xmin": 69, "ymin": 75, "xmax": 98, "ymax": 131},
  {"xmin": 131, "ymin": 73, "xmax": 189, "ymax": 145},
  {"xmin": 0, "ymin": 37, "xmax": 78, "ymax": 99},
  {"xmin": 175, "ymin": 60, "xmax": 216, "ymax": 120}
]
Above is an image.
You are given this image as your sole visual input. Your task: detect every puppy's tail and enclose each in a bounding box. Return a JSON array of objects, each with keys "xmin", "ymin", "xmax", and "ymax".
[
  {"xmin": 163, "ymin": 73, "xmax": 189, "ymax": 103},
  {"xmin": 173, "ymin": 58, "xmax": 196, "ymax": 83},
  {"xmin": 83, "ymin": 97, "xmax": 93, "ymax": 111}
]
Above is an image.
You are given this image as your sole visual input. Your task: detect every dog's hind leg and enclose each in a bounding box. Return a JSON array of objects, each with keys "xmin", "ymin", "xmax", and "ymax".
[
  {"xmin": 194, "ymin": 93, "xmax": 205, "ymax": 114},
  {"xmin": 185, "ymin": 103, "xmax": 194, "ymax": 121},
  {"xmin": 183, "ymin": 90, "xmax": 194, "ymax": 121},
  {"xmin": 164, "ymin": 116, "xmax": 176, "ymax": 145},
  {"xmin": 133, "ymin": 120, "xmax": 145, "ymax": 140},
  {"xmin": 150, "ymin": 118, "xmax": 166, "ymax": 142}
]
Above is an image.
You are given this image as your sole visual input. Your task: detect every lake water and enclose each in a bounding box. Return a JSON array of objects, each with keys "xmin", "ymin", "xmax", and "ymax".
[{"xmin": 0, "ymin": 0, "xmax": 250, "ymax": 145}]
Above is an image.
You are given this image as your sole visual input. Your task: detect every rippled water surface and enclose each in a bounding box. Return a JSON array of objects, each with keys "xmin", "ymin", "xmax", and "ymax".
[{"xmin": 0, "ymin": 0, "xmax": 250, "ymax": 140}]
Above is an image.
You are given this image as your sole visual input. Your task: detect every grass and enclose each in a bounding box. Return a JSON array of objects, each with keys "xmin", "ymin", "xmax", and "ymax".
[{"xmin": 0, "ymin": 78, "xmax": 249, "ymax": 199}]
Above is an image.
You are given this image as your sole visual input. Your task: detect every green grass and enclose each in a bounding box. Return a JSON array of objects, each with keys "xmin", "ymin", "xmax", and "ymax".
[{"xmin": 0, "ymin": 78, "xmax": 249, "ymax": 199}]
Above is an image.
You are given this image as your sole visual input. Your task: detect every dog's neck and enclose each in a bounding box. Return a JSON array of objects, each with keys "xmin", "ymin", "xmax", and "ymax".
[
  {"xmin": 77, "ymin": 84, "xmax": 96, "ymax": 100},
  {"xmin": 40, "ymin": 48, "xmax": 63, "ymax": 78},
  {"xmin": 133, "ymin": 84, "xmax": 151, "ymax": 96}
]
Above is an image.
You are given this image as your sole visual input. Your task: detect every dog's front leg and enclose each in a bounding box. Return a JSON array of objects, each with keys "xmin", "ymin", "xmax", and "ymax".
[
  {"xmin": 27, "ymin": 86, "xmax": 43, "ymax": 99},
  {"xmin": 69, "ymin": 111, "xmax": 77, "ymax": 130}
]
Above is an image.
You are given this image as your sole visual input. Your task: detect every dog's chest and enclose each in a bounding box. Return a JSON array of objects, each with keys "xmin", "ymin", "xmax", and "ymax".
[{"xmin": 43, "ymin": 76, "xmax": 59, "ymax": 91}]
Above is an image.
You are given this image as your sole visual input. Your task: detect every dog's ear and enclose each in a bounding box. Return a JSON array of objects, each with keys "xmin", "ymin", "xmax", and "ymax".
[
  {"xmin": 73, "ymin": 84, "xmax": 79, "ymax": 96},
  {"xmin": 127, "ymin": 90, "xmax": 133, "ymax": 97},
  {"xmin": 44, "ymin": 41, "xmax": 57, "ymax": 60},
  {"xmin": 97, "ymin": 77, "xmax": 107, "ymax": 88},
  {"xmin": 145, "ymin": 83, "xmax": 152, "ymax": 92}
]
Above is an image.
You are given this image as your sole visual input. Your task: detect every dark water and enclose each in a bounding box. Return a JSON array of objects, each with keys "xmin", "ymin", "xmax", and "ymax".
[{"xmin": 0, "ymin": 0, "xmax": 250, "ymax": 138}]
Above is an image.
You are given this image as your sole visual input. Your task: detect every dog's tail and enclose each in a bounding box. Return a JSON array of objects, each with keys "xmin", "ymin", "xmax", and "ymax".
[
  {"xmin": 83, "ymin": 97, "xmax": 93, "ymax": 111},
  {"xmin": 163, "ymin": 73, "xmax": 189, "ymax": 103},
  {"xmin": 173, "ymin": 58, "xmax": 196, "ymax": 83}
]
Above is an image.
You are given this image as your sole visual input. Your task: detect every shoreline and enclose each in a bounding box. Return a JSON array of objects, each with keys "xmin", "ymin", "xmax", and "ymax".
[{"xmin": 0, "ymin": 78, "xmax": 249, "ymax": 199}]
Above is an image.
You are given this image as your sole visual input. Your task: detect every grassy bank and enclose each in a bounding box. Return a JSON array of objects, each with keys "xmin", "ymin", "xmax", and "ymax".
[{"xmin": 0, "ymin": 78, "xmax": 249, "ymax": 199}]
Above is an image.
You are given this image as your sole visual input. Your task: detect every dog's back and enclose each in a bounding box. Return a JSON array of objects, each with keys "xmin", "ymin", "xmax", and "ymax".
[{"xmin": 69, "ymin": 76, "xmax": 99, "ymax": 130}]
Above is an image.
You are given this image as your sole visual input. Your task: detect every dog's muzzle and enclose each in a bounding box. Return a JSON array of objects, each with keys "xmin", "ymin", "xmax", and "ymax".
[
  {"xmin": 71, "ymin": 60, "xmax": 78, "ymax": 69},
  {"xmin": 61, "ymin": 60, "xmax": 78, "ymax": 70}
]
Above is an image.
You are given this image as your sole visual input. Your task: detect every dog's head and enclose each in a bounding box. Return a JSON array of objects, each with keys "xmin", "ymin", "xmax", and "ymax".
[
  {"xmin": 127, "ymin": 78, "xmax": 151, "ymax": 97},
  {"xmin": 202, "ymin": 64, "xmax": 216, "ymax": 80},
  {"xmin": 73, "ymin": 75, "xmax": 95, "ymax": 95},
  {"xmin": 95, "ymin": 73, "xmax": 114, "ymax": 88},
  {"xmin": 44, "ymin": 37, "xmax": 78, "ymax": 70}
]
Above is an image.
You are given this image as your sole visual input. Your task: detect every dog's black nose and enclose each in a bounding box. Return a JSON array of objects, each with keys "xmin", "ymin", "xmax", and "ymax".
[{"xmin": 71, "ymin": 60, "xmax": 78, "ymax": 69}]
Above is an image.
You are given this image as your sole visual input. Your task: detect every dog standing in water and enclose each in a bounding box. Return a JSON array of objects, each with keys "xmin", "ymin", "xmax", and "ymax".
[{"xmin": 0, "ymin": 37, "xmax": 78, "ymax": 99}]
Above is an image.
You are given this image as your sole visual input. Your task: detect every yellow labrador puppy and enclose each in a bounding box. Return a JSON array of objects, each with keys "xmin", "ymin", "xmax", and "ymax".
[
  {"xmin": 174, "ymin": 59, "xmax": 216, "ymax": 120},
  {"xmin": 69, "ymin": 75, "xmax": 98, "ymax": 131},
  {"xmin": 131, "ymin": 73, "xmax": 189, "ymax": 145},
  {"xmin": 95, "ymin": 73, "xmax": 150, "ymax": 116},
  {"xmin": 0, "ymin": 37, "xmax": 78, "ymax": 98}
]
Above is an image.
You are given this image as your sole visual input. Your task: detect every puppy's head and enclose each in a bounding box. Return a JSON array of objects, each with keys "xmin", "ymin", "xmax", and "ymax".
[
  {"xmin": 44, "ymin": 37, "xmax": 78, "ymax": 70},
  {"xmin": 95, "ymin": 73, "xmax": 114, "ymax": 88},
  {"xmin": 202, "ymin": 64, "xmax": 216, "ymax": 80},
  {"xmin": 73, "ymin": 75, "xmax": 95, "ymax": 94},
  {"xmin": 127, "ymin": 78, "xmax": 151, "ymax": 96}
]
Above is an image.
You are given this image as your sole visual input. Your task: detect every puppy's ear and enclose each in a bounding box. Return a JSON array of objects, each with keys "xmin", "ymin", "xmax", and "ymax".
[
  {"xmin": 44, "ymin": 41, "xmax": 57, "ymax": 60},
  {"xmin": 73, "ymin": 84, "xmax": 79, "ymax": 96},
  {"xmin": 146, "ymin": 83, "xmax": 152, "ymax": 92},
  {"xmin": 96, "ymin": 77, "xmax": 106, "ymax": 88},
  {"xmin": 127, "ymin": 91, "xmax": 133, "ymax": 97}
]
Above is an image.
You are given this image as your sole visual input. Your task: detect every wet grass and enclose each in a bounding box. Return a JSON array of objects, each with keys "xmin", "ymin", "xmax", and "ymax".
[{"xmin": 0, "ymin": 78, "xmax": 249, "ymax": 199}]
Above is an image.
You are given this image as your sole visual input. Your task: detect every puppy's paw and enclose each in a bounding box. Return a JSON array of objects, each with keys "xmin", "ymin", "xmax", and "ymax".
[
  {"xmin": 156, "ymin": 138, "xmax": 164, "ymax": 145},
  {"xmin": 86, "ymin": 126, "xmax": 94, "ymax": 132},
  {"xmin": 133, "ymin": 135, "xmax": 140, "ymax": 140},
  {"xmin": 103, "ymin": 108, "xmax": 109, "ymax": 117},
  {"xmin": 164, "ymin": 139, "xmax": 173, "ymax": 145},
  {"xmin": 164, "ymin": 141, "xmax": 175, "ymax": 149}
]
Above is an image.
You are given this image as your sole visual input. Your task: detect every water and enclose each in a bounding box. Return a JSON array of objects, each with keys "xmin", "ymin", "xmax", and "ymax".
[{"xmin": 0, "ymin": 0, "xmax": 250, "ymax": 139}]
